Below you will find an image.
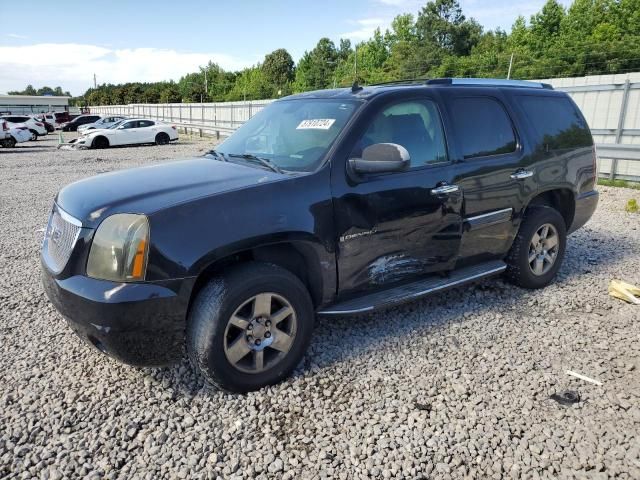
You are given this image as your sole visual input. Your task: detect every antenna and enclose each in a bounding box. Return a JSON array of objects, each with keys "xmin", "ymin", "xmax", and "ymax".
[{"xmin": 351, "ymin": 81, "xmax": 363, "ymax": 93}]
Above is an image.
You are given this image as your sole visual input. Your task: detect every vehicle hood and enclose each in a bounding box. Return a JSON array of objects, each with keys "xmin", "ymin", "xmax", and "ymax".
[
  {"xmin": 56, "ymin": 157, "xmax": 284, "ymax": 228},
  {"xmin": 82, "ymin": 127, "xmax": 110, "ymax": 135}
]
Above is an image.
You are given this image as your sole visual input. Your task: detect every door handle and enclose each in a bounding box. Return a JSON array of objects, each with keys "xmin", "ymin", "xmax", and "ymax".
[
  {"xmin": 431, "ymin": 184, "xmax": 460, "ymax": 195},
  {"xmin": 510, "ymin": 169, "xmax": 533, "ymax": 180}
]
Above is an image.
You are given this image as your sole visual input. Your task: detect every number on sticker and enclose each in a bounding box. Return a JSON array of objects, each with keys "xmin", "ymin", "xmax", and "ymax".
[{"xmin": 296, "ymin": 119, "xmax": 336, "ymax": 130}]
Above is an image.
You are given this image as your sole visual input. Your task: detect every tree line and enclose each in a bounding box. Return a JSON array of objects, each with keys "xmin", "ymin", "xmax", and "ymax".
[
  {"xmin": 8, "ymin": 85, "xmax": 72, "ymax": 97},
  {"xmin": 14, "ymin": 0, "xmax": 640, "ymax": 106}
]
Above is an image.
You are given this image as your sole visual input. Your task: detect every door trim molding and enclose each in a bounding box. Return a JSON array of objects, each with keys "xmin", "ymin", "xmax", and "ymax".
[{"xmin": 464, "ymin": 208, "xmax": 513, "ymax": 231}]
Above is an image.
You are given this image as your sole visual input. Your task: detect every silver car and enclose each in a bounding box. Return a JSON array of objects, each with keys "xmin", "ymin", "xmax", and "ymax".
[{"xmin": 77, "ymin": 116, "xmax": 128, "ymax": 134}]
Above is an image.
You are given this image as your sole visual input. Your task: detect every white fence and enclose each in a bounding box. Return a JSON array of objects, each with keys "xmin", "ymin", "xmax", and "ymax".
[{"xmin": 91, "ymin": 72, "xmax": 640, "ymax": 181}]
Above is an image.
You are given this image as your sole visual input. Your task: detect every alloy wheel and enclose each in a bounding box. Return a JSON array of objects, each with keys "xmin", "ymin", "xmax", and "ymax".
[
  {"xmin": 528, "ymin": 223, "xmax": 559, "ymax": 276},
  {"xmin": 223, "ymin": 293, "xmax": 297, "ymax": 374}
]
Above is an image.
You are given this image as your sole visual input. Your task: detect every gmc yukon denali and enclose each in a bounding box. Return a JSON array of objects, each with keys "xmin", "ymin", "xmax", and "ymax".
[{"xmin": 41, "ymin": 78, "xmax": 599, "ymax": 392}]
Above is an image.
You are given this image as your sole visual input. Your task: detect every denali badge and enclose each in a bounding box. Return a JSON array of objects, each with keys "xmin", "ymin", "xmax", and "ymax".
[{"xmin": 339, "ymin": 228, "xmax": 377, "ymax": 243}]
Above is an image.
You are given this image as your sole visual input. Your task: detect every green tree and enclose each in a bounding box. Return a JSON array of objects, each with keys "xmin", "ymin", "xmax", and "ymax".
[
  {"xmin": 416, "ymin": 0, "xmax": 482, "ymax": 56},
  {"xmin": 293, "ymin": 38, "xmax": 338, "ymax": 91},
  {"xmin": 262, "ymin": 49, "xmax": 295, "ymax": 95}
]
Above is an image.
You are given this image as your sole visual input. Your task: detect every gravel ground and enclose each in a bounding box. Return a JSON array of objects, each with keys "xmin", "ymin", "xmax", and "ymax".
[{"xmin": 1, "ymin": 134, "xmax": 639, "ymax": 479}]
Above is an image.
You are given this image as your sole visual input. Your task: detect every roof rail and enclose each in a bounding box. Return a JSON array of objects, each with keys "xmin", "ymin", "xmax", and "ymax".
[
  {"xmin": 427, "ymin": 78, "xmax": 554, "ymax": 89},
  {"xmin": 369, "ymin": 78, "xmax": 429, "ymax": 87}
]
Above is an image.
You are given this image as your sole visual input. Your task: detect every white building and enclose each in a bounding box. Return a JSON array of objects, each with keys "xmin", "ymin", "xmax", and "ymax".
[{"xmin": 0, "ymin": 95, "xmax": 71, "ymax": 115}]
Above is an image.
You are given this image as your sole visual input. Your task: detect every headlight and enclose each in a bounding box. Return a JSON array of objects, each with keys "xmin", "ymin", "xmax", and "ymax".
[{"xmin": 87, "ymin": 214, "xmax": 149, "ymax": 282}]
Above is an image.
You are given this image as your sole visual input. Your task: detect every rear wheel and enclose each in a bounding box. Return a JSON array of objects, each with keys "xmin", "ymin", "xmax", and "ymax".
[
  {"xmin": 92, "ymin": 136, "xmax": 109, "ymax": 149},
  {"xmin": 155, "ymin": 132, "xmax": 170, "ymax": 145},
  {"xmin": 187, "ymin": 262, "xmax": 314, "ymax": 392},
  {"xmin": 505, "ymin": 206, "xmax": 567, "ymax": 289},
  {"xmin": 2, "ymin": 137, "xmax": 16, "ymax": 148},
  {"xmin": 29, "ymin": 130, "xmax": 37, "ymax": 141}
]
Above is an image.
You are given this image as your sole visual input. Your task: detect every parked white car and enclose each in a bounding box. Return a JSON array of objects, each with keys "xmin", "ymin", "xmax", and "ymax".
[
  {"xmin": 1, "ymin": 123, "xmax": 32, "ymax": 148},
  {"xmin": 0, "ymin": 115, "xmax": 48, "ymax": 140},
  {"xmin": 74, "ymin": 119, "xmax": 178, "ymax": 149},
  {"xmin": 77, "ymin": 115, "xmax": 128, "ymax": 134}
]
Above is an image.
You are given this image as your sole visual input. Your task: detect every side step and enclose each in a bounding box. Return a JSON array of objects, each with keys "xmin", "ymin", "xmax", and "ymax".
[{"xmin": 318, "ymin": 260, "xmax": 507, "ymax": 316}]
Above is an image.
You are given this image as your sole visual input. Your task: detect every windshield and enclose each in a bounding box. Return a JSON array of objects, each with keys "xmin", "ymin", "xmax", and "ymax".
[{"xmin": 216, "ymin": 99, "xmax": 359, "ymax": 172}]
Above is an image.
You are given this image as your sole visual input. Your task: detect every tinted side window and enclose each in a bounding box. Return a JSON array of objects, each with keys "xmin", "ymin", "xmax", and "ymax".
[
  {"xmin": 516, "ymin": 95, "xmax": 592, "ymax": 149},
  {"xmin": 138, "ymin": 120, "xmax": 154, "ymax": 128},
  {"xmin": 121, "ymin": 121, "xmax": 137, "ymax": 129},
  {"xmin": 451, "ymin": 97, "xmax": 517, "ymax": 159},
  {"xmin": 354, "ymin": 99, "xmax": 448, "ymax": 167}
]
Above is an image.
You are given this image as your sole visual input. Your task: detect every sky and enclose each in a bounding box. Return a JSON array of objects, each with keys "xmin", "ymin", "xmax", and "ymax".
[{"xmin": 0, "ymin": 0, "xmax": 572, "ymax": 96}]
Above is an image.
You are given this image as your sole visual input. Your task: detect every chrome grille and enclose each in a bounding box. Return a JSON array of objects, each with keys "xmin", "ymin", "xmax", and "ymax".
[{"xmin": 44, "ymin": 205, "xmax": 82, "ymax": 273}]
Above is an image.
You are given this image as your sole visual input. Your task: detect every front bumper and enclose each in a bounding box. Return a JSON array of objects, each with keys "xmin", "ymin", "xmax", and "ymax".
[
  {"xmin": 42, "ymin": 261, "xmax": 194, "ymax": 366},
  {"xmin": 569, "ymin": 190, "xmax": 599, "ymax": 234}
]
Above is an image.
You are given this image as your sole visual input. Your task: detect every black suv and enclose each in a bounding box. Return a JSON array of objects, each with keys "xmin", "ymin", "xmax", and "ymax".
[
  {"xmin": 60, "ymin": 115, "xmax": 101, "ymax": 131},
  {"xmin": 41, "ymin": 78, "xmax": 598, "ymax": 392}
]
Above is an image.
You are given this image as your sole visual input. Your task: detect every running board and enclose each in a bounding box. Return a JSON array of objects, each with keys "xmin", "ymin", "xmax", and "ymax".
[{"xmin": 318, "ymin": 260, "xmax": 507, "ymax": 316}]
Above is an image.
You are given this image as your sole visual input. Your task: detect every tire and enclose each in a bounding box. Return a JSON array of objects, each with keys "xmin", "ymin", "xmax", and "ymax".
[
  {"xmin": 505, "ymin": 206, "xmax": 567, "ymax": 289},
  {"xmin": 187, "ymin": 262, "xmax": 314, "ymax": 393},
  {"xmin": 2, "ymin": 137, "xmax": 16, "ymax": 148},
  {"xmin": 155, "ymin": 132, "xmax": 170, "ymax": 145},
  {"xmin": 29, "ymin": 130, "xmax": 37, "ymax": 141},
  {"xmin": 92, "ymin": 136, "xmax": 109, "ymax": 149}
]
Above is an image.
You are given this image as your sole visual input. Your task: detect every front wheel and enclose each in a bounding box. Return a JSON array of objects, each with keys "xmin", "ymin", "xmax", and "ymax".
[
  {"xmin": 29, "ymin": 130, "xmax": 37, "ymax": 141},
  {"xmin": 505, "ymin": 206, "xmax": 567, "ymax": 289},
  {"xmin": 187, "ymin": 262, "xmax": 314, "ymax": 392},
  {"xmin": 92, "ymin": 136, "xmax": 109, "ymax": 149}
]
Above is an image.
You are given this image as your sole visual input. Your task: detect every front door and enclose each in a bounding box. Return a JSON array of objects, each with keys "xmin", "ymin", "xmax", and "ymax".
[{"xmin": 331, "ymin": 95, "xmax": 463, "ymax": 295}]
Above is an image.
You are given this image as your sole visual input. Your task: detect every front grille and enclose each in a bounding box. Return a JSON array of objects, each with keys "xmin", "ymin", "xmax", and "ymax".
[{"xmin": 43, "ymin": 205, "xmax": 82, "ymax": 273}]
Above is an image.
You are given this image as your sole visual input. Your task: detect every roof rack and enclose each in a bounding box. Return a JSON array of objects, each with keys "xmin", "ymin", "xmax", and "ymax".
[
  {"xmin": 370, "ymin": 78, "xmax": 429, "ymax": 87},
  {"xmin": 369, "ymin": 77, "xmax": 554, "ymax": 90},
  {"xmin": 427, "ymin": 78, "xmax": 553, "ymax": 89}
]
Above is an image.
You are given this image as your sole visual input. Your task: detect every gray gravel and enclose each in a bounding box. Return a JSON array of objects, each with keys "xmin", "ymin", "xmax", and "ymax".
[{"xmin": 1, "ymin": 134, "xmax": 639, "ymax": 479}]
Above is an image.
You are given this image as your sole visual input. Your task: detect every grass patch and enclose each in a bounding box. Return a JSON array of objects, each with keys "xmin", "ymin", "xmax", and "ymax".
[
  {"xmin": 626, "ymin": 199, "xmax": 639, "ymax": 213},
  {"xmin": 598, "ymin": 178, "xmax": 640, "ymax": 190}
]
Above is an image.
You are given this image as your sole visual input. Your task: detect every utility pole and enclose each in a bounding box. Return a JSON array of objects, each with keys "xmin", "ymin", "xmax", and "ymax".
[
  {"xmin": 507, "ymin": 53, "xmax": 514, "ymax": 79},
  {"xmin": 93, "ymin": 73, "xmax": 97, "ymax": 89},
  {"xmin": 204, "ymin": 69, "xmax": 208, "ymax": 97}
]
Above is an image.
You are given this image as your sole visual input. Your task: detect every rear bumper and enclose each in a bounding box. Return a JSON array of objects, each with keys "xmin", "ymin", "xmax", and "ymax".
[
  {"xmin": 41, "ymin": 261, "xmax": 194, "ymax": 366},
  {"xmin": 569, "ymin": 190, "xmax": 599, "ymax": 234}
]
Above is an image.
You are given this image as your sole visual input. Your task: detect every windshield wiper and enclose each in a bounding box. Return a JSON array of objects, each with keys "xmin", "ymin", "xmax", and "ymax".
[
  {"xmin": 205, "ymin": 149, "xmax": 229, "ymax": 162},
  {"xmin": 227, "ymin": 153, "xmax": 284, "ymax": 174}
]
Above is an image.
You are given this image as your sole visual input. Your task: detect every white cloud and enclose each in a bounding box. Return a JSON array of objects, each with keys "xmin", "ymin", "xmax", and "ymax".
[
  {"xmin": 341, "ymin": 18, "xmax": 389, "ymax": 42},
  {"xmin": 0, "ymin": 43, "xmax": 256, "ymax": 95},
  {"xmin": 5, "ymin": 33, "xmax": 29, "ymax": 39}
]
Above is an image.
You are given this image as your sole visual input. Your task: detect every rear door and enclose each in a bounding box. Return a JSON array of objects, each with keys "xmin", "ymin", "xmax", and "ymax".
[
  {"xmin": 137, "ymin": 120, "xmax": 157, "ymax": 142},
  {"xmin": 443, "ymin": 91, "xmax": 535, "ymax": 262},
  {"xmin": 331, "ymin": 93, "xmax": 463, "ymax": 295}
]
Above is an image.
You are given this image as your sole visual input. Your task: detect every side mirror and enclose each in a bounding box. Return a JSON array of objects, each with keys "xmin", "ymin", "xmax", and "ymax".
[{"xmin": 349, "ymin": 143, "xmax": 410, "ymax": 175}]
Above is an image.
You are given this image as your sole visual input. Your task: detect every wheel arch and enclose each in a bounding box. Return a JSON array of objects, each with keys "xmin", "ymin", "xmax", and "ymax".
[
  {"xmin": 91, "ymin": 135, "xmax": 109, "ymax": 148},
  {"xmin": 525, "ymin": 187, "xmax": 575, "ymax": 230},
  {"xmin": 187, "ymin": 236, "xmax": 335, "ymax": 314}
]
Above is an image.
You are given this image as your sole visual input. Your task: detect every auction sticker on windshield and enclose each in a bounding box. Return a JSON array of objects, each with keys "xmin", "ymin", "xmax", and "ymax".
[{"xmin": 296, "ymin": 119, "xmax": 336, "ymax": 130}]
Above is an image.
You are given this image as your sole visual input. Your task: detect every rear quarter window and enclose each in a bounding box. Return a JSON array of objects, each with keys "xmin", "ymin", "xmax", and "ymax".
[
  {"xmin": 515, "ymin": 95, "xmax": 592, "ymax": 150},
  {"xmin": 450, "ymin": 97, "xmax": 517, "ymax": 159}
]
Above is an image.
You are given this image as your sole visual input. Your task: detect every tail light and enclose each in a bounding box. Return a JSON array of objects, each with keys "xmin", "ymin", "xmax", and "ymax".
[
  {"xmin": 171, "ymin": 125, "xmax": 177, "ymax": 130},
  {"xmin": 35, "ymin": 122, "xmax": 44, "ymax": 127},
  {"xmin": 1, "ymin": 121, "xmax": 7, "ymax": 131},
  {"xmin": 592, "ymin": 144, "xmax": 598, "ymax": 177}
]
